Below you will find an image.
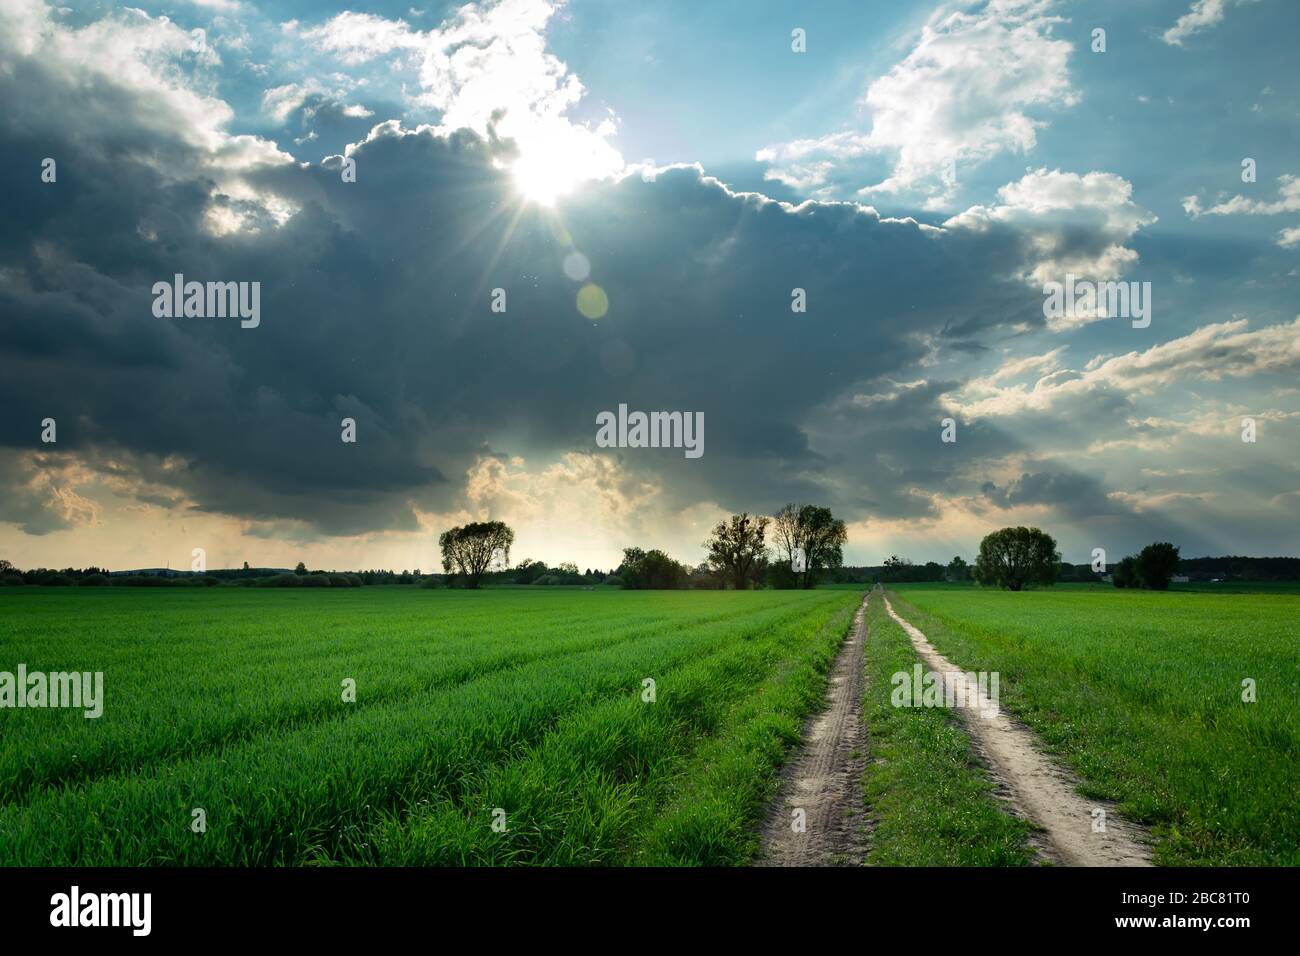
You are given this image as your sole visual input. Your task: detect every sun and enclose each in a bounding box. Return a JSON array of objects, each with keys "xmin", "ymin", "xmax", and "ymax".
[{"xmin": 512, "ymin": 153, "xmax": 581, "ymax": 206}]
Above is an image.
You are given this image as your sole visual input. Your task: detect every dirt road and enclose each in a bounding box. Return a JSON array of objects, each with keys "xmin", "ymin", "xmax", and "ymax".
[
  {"xmin": 882, "ymin": 593, "xmax": 1152, "ymax": 867},
  {"xmin": 756, "ymin": 593, "xmax": 870, "ymax": 866}
]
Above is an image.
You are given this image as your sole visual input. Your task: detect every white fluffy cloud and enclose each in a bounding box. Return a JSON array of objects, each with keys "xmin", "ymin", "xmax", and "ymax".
[
  {"xmin": 0, "ymin": 0, "xmax": 292, "ymax": 238},
  {"xmin": 953, "ymin": 317, "xmax": 1300, "ymax": 418},
  {"xmin": 1184, "ymin": 174, "xmax": 1300, "ymax": 248},
  {"xmin": 1162, "ymin": 0, "xmax": 1260, "ymax": 47},
  {"xmin": 303, "ymin": 0, "xmax": 623, "ymax": 199},
  {"xmin": 0, "ymin": 0, "xmax": 233, "ymax": 152},
  {"xmin": 300, "ymin": 11, "xmax": 423, "ymax": 64},
  {"xmin": 1184, "ymin": 174, "xmax": 1300, "ymax": 217},
  {"xmin": 261, "ymin": 82, "xmax": 318, "ymax": 122},
  {"xmin": 757, "ymin": 0, "xmax": 1077, "ymax": 204},
  {"xmin": 945, "ymin": 168, "xmax": 1157, "ymax": 295}
]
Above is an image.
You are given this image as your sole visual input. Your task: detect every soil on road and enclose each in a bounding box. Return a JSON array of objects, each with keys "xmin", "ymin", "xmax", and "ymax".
[
  {"xmin": 756, "ymin": 593, "xmax": 870, "ymax": 866},
  {"xmin": 882, "ymin": 592, "xmax": 1152, "ymax": 867}
]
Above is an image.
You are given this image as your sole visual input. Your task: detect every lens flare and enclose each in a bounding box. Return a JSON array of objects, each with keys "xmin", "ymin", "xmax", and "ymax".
[{"xmin": 576, "ymin": 283, "xmax": 609, "ymax": 319}]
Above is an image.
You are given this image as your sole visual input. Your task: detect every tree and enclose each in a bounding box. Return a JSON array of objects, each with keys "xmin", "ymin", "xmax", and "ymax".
[
  {"xmin": 764, "ymin": 558, "xmax": 797, "ymax": 589},
  {"xmin": 705, "ymin": 513, "xmax": 770, "ymax": 590},
  {"xmin": 772, "ymin": 503, "xmax": 848, "ymax": 589},
  {"xmin": 688, "ymin": 562, "xmax": 721, "ymax": 590},
  {"xmin": 513, "ymin": 559, "xmax": 549, "ymax": 585},
  {"xmin": 878, "ymin": 554, "xmax": 913, "ymax": 583},
  {"xmin": 947, "ymin": 555, "xmax": 969, "ymax": 582},
  {"xmin": 770, "ymin": 504, "xmax": 801, "ymax": 587},
  {"xmin": 294, "ymin": 562, "xmax": 308, "ymax": 575},
  {"xmin": 922, "ymin": 560, "xmax": 946, "ymax": 581},
  {"xmin": 1135, "ymin": 542, "xmax": 1180, "ymax": 590},
  {"xmin": 972, "ymin": 527, "xmax": 1059, "ymax": 591},
  {"xmin": 619, "ymin": 548, "xmax": 688, "ymax": 589},
  {"xmin": 438, "ymin": 521, "xmax": 514, "ymax": 589},
  {"xmin": 1112, "ymin": 555, "xmax": 1138, "ymax": 588}
]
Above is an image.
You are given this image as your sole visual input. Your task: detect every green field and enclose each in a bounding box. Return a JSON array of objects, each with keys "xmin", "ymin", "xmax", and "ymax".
[
  {"xmin": 1, "ymin": 583, "xmax": 1294, "ymax": 867},
  {"xmin": 860, "ymin": 595, "xmax": 1038, "ymax": 865},
  {"xmin": 0, "ymin": 586, "xmax": 861, "ymax": 865},
  {"xmin": 888, "ymin": 586, "xmax": 1300, "ymax": 865}
]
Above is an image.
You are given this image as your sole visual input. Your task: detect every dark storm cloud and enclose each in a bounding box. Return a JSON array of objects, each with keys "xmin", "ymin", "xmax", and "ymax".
[
  {"xmin": 981, "ymin": 470, "xmax": 1124, "ymax": 518},
  {"xmin": 0, "ymin": 7, "xmax": 1142, "ymax": 539},
  {"xmin": 793, "ymin": 373, "xmax": 1053, "ymax": 523},
  {"xmin": 0, "ymin": 455, "xmax": 74, "ymax": 536},
  {"xmin": 972, "ymin": 464, "xmax": 1223, "ymax": 558}
]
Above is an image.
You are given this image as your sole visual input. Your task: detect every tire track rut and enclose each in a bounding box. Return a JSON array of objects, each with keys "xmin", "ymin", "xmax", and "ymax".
[
  {"xmin": 883, "ymin": 592, "xmax": 1151, "ymax": 867},
  {"xmin": 757, "ymin": 593, "xmax": 870, "ymax": 867}
]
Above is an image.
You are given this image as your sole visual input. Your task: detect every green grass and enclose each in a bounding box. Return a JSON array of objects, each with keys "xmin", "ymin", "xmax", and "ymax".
[
  {"xmin": 0, "ymin": 586, "xmax": 862, "ymax": 865},
  {"xmin": 861, "ymin": 594, "xmax": 1038, "ymax": 865},
  {"xmin": 630, "ymin": 600, "xmax": 854, "ymax": 866},
  {"xmin": 888, "ymin": 586, "xmax": 1300, "ymax": 866},
  {"xmin": 5, "ymin": 584, "xmax": 1291, "ymax": 867},
  {"xmin": 1170, "ymin": 581, "xmax": 1300, "ymax": 594}
]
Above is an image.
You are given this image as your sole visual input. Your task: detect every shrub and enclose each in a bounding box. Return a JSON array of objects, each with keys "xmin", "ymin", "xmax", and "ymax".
[
  {"xmin": 261, "ymin": 574, "xmax": 303, "ymax": 588},
  {"xmin": 1112, "ymin": 556, "xmax": 1139, "ymax": 588}
]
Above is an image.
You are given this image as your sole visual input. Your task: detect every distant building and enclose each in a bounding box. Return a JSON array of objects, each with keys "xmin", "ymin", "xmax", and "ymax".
[{"xmin": 1172, "ymin": 575, "xmax": 1190, "ymax": 583}]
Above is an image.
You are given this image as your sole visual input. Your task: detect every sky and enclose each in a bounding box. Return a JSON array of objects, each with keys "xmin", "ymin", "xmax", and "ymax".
[{"xmin": 1, "ymin": 0, "xmax": 1297, "ymax": 573}]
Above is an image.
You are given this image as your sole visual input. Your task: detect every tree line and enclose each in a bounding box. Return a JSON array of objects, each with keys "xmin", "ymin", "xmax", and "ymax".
[
  {"xmin": 918, "ymin": 529, "xmax": 1188, "ymax": 592},
  {"xmin": 5, "ymin": 527, "xmax": 1295, "ymax": 591},
  {"xmin": 436, "ymin": 503, "xmax": 847, "ymax": 589}
]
